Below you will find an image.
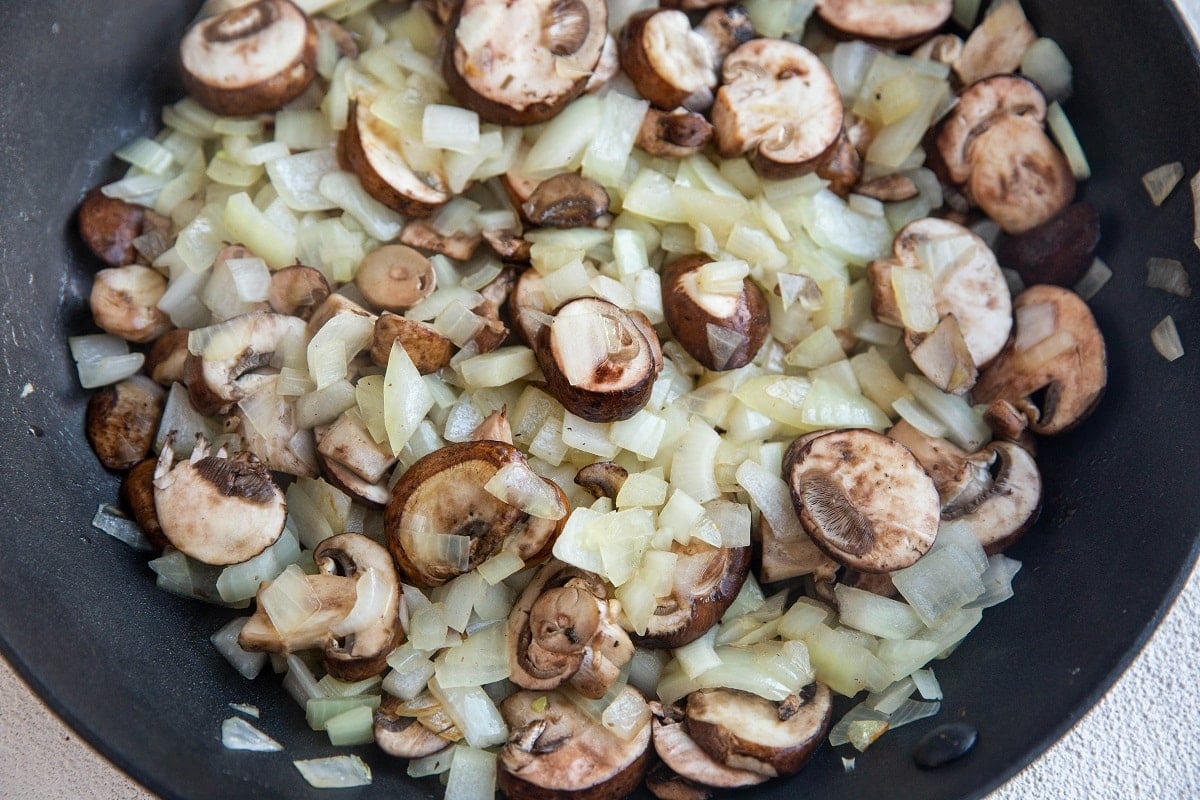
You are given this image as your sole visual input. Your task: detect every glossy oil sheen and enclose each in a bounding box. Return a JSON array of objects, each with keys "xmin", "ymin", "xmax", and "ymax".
[{"xmin": 0, "ymin": 2, "xmax": 1197, "ymax": 798}]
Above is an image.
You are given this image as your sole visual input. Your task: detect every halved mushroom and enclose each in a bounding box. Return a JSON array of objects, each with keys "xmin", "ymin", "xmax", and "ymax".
[
  {"xmin": 374, "ymin": 695, "xmax": 451, "ymax": 759},
  {"xmin": 508, "ymin": 561, "xmax": 635, "ymax": 698},
  {"xmin": 652, "ymin": 715, "xmax": 766, "ymax": 789},
  {"xmin": 179, "ymin": 0, "xmax": 318, "ymax": 116},
  {"xmin": 342, "ymin": 101, "xmax": 450, "ymax": 216},
  {"xmin": 886, "ymin": 419, "xmax": 992, "ymax": 512},
  {"xmin": 713, "ymin": 40, "xmax": 844, "ymax": 178},
  {"xmin": 997, "ymin": 202, "xmax": 1101, "ymax": 288},
  {"xmin": 482, "ymin": 227, "xmax": 533, "ymax": 262},
  {"xmin": 90, "ymin": 265, "xmax": 173, "ymax": 344},
  {"xmin": 941, "ymin": 441, "xmax": 1042, "ymax": 553},
  {"xmin": 817, "ymin": 0, "xmax": 952, "ymax": 49},
  {"xmin": 522, "ymin": 173, "xmax": 610, "ymax": 229},
  {"xmin": 685, "ymin": 685, "xmax": 832, "ymax": 777},
  {"xmin": 77, "ymin": 188, "xmax": 146, "ymax": 267},
  {"xmin": 184, "ymin": 311, "xmax": 307, "ymax": 416},
  {"xmin": 385, "ymin": 440, "xmax": 567, "ymax": 587},
  {"xmin": 399, "ymin": 219, "xmax": 482, "ymax": 261},
  {"xmin": 239, "ymin": 533, "xmax": 402, "ymax": 681},
  {"xmin": 574, "ymin": 462, "xmax": 628, "ymax": 500},
  {"xmin": 355, "ymin": 244, "xmax": 437, "ymax": 313},
  {"xmin": 267, "ymin": 265, "xmax": 331, "ymax": 320},
  {"xmin": 371, "ymin": 312, "xmax": 454, "ymax": 374},
  {"xmin": 662, "ymin": 255, "xmax": 769, "ymax": 372},
  {"xmin": 153, "ymin": 435, "xmax": 286, "ymax": 566},
  {"xmin": 120, "ymin": 458, "xmax": 169, "ymax": 550},
  {"xmin": 785, "ymin": 428, "xmax": 940, "ymax": 573},
  {"xmin": 86, "ymin": 376, "xmax": 165, "ymax": 470},
  {"xmin": 973, "ymin": 284, "xmax": 1106, "ymax": 435},
  {"xmin": 954, "ymin": 0, "xmax": 1037, "ymax": 86},
  {"xmin": 636, "ymin": 540, "xmax": 750, "ymax": 649},
  {"xmin": 499, "ymin": 689, "xmax": 652, "ymax": 800},
  {"xmin": 636, "ymin": 108, "xmax": 714, "ymax": 159},
  {"xmin": 619, "ymin": 9, "xmax": 719, "ymax": 111},
  {"xmin": 815, "ymin": 129, "xmax": 863, "ymax": 198},
  {"xmin": 937, "ymin": 75, "xmax": 1047, "ymax": 187},
  {"xmin": 468, "ymin": 267, "xmax": 516, "ymax": 356},
  {"xmin": 536, "ymin": 297, "xmax": 663, "ymax": 422},
  {"xmin": 443, "ymin": 0, "xmax": 609, "ymax": 126}
]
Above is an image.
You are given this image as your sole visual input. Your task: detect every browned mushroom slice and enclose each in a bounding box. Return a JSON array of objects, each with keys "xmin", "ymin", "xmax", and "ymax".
[
  {"xmin": 941, "ymin": 441, "xmax": 1042, "ymax": 553},
  {"xmin": 694, "ymin": 5, "xmax": 755, "ymax": 65},
  {"xmin": 185, "ymin": 312, "xmax": 307, "ymax": 416},
  {"xmin": 815, "ymin": 128, "xmax": 863, "ymax": 198},
  {"xmin": 536, "ymin": 297, "xmax": 663, "ymax": 422},
  {"xmin": 785, "ymin": 429, "xmax": 940, "ymax": 573},
  {"xmin": 355, "ymin": 244, "xmax": 437, "ymax": 313},
  {"xmin": 443, "ymin": 0, "xmax": 609, "ymax": 126},
  {"xmin": 636, "ymin": 108, "xmax": 714, "ymax": 159},
  {"xmin": 619, "ymin": 9, "xmax": 718, "ymax": 111},
  {"xmin": 90, "ymin": 265, "xmax": 173, "ymax": 344},
  {"xmin": 268, "ymin": 265, "xmax": 331, "ymax": 320},
  {"xmin": 954, "ymin": 0, "xmax": 1037, "ymax": 86},
  {"xmin": 77, "ymin": 188, "xmax": 145, "ymax": 267},
  {"xmin": 912, "ymin": 33, "xmax": 963, "ymax": 66},
  {"xmin": 385, "ymin": 440, "xmax": 567, "ymax": 588},
  {"xmin": 713, "ymin": 40, "xmax": 844, "ymax": 178},
  {"xmin": 982, "ymin": 398, "xmax": 1032, "ymax": 448},
  {"xmin": 508, "ymin": 562, "xmax": 635, "ymax": 698},
  {"xmin": 234, "ymin": 380, "xmax": 320, "ymax": 479},
  {"xmin": 399, "ymin": 219, "xmax": 482, "ymax": 261},
  {"xmin": 86, "ymin": 376, "xmax": 165, "ymax": 470},
  {"xmin": 153, "ymin": 436, "xmax": 286, "ymax": 566},
  {"xmin": 471, "ymin": 409, "xmax": 514, "ymax": 445},
  {"xmin": 817, "ymin": 0, "xmax": 952, "ymax": 49},
  {"xmin": 318, "ymin": 412, "xmax": 397, "ymax": 487},
  {"xmin": 522, "ymin": 173, "xmax": 610, "ymax": 229},
  {"xmin": 179, "ymin": 0, "xmax": 317, "ymax": 116},
  {"xmin": 758, "ymin": 516, "xmax": 836, "ymax": 585},
  {"xmin": 973, "ymin": 284, "xmax": 1106, "ymax": 435},
  {"xmin": 905, "ymin": 315, "xmax": 978, "ymax": 395},
  {"xmin": 685, "ymin": 685, "xmax": 832, "ymax": 777},
  {"xmin": 509, "ymin": 268, "xmax": 552, "ymax": 346},
  {"xmin": 371, "ymin": 312, "xmax": 454, "ymax": 374},
  {"xmin": 652, "ymin": 716, "xmax": 766, "ymax": 789},
  {"xmin": 307, "ymin": 293, "xmax": 377, "ymax": 337},
  {"xmin": 482, "ymin": 228, "xmax": 533, "ymax": 262},
  {"xmin": 342, "ymin": 101, "xmax": 450, "ymax": 217},
  {"xmin": 937, "ymin": 75, "xmax": 1048, "ymax": 187},
  {"xmin": 662, "ymin": 255, "xmax": 769, "ymax": 372},
  {"xmin": 855, "ymin": 174, "xmax": 920, "ymax": 203},
  {"xmin": 636, "ymin": 540, "xmax": 750, "ymax": 649},
  {"xmin": 374, "ymin": 695, "xmax": 451, "ymax": 759},
  {"xmin": 120, "ymin": 458, "xmax": 169, "ymax": 549},
  {"xmin": 997, "ymin": 202, "xmax": 1101, "ymax": 288},
  {"xmin": 574, "ymin": 462, "xmax": 628, "ymax": 500},
  {"xmin": 499, "ymin": 690, "xmax": 652, "ymax": 800}
]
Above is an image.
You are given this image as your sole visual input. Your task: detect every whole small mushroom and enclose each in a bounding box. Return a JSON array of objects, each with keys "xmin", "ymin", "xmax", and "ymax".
[
  {"xmin": 77, "ymin": 188, "xmax": 145, "ymax": 267},
  {"xmin": 90, "ymin": 265, "xmax": 173, "ymax": 344},
  {"xmin": 661, "ymin": 255, "xmax": 770, "ymax": 372},
  {"xmin": 86, "ymin": 376, "xmax": 166, "ymax": 470},
  {"xmin": 315, "ymin": 411, "xmax": 397, "ymax": 508},
  {"xmin": 355, "ymin": 244, "xmax": 437, "ymax": 313},
  {"xmin": 997, "ymin": 202, "xmax": 1101, "ymax": 288}
]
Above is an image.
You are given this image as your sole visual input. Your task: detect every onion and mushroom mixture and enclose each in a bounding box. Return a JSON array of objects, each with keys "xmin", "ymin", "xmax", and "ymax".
[{"xmin": 76, "ymin": 0, "xmax": 1110, "ymax": 794}]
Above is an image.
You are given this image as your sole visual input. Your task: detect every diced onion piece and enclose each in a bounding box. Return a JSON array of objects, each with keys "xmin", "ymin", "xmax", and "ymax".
[
  {"xmin": 383, "ymin": 658, "xmax": 436, "ymax": 701},
  {"xmin": 409, "ymin": 748, "xmax": 456, "ymax": 778},
  {"xmin": 222, "ymin": 717, "xmax": 283, "ymax": 752},
  {"xmin": 423, "ymin": 104, "xmax": 481, "ymax": 154},
  {"xmin": 721, "ymin": 574, "xmax": 765, "ymax": 623},
  {"xmin": 890, "ymin": 267, "xmax": 938, "ymax": 333},
  {"xmin": 211, "ymin": 617, "xmax": 268, "ymax": 680},
  {"xmin": 911, "ymin": 668, "xmax": 943, "ymax": 701},
  {"xmin": 223, "ymin": 192, "xmax": 296, "ymax": 269},
  {"xmin": 609, "ymin": 410, "xmax": 667, "ymax": 461},
  {"xmin": 779, "ymin": 598, "xmax": 835, "ymax": 640},
  {"xmin": 1014, "ymin": 301, "xmax": 1058, "ymax": 351},
  {"xmin": 436, "ymin": 623, "xmax": 510, "ymax": 688},
  {"xmin": 445, "ymin": 745, "xmax": 498, "ymax": 800},
  {"xmin": 294, "ymin": 755, "xmax": 373, "ymax": 789},
  {"xmin": 802, "ymin": 624, "xmax": 891, "ymax": 697},
  {"xmin": 484, "ymin": 462, "xmax": 566, "ymax": 520},
  {"xmin": 891, "ymin": 545, "xmax": 986, "ymax": 627},
  {"xmin": 674, "ymin": 628, "xmax": 721, "ymax": 679},
  {"xmin": 330, "ymin": 568, "xmax": 391, "ymax": 637},
  {"xmin": 865, "ymin": 677, "xmax": 916, "ymax": 715},
  {"xmin": 966, "ymin": 553, "xmax": 1023, "ymax": 610},
  {"xmin": 385, "ymin": 340, "xmax": 435, "ymax": 454},
  {"xmin": 1019, "ymin": 38, "xmax": 1072, "ymax": 102},
  {"xmin": 1074, "ymin": 258, "xmax": 1113, "ymax": 301},
  {"xmin": 409, "ymin": 602, "xmax": 451, "ymax": 651},
  {"xmin": 459, "ymin": 347, "xmax": 538, "ymax": 390},
  {"xmin": 615, "ymin": 468, "xmax": 669, "ymax": 509},
  {"xmin": 886, "ymin": 698, "xmax": 942, "ymax": 730},
  {"xmin": 582, "ymin": 91, "xmax": 649, "ymax": 188},
  {"xmin": 562, "ymin": 412, "xmax": 619, "ymax": 459},
  {"xmin": 670, "ymin": 418, "xmax": 721, "ymax": 503},
  {"xmin": 228, "ymin": 702, "xmax": 260, "ymax": 718},
  {"xmin": 1146, "ymin": 257, "xmax": 1192, "ymax": 297},
  {"xmin": 91, "ymin": 503, "xmax": 153, "ymax": 551},
  {"xmin": 325, "ymin": 705, "xmax": 376, "ymax": 746},
  {"xmin": 318, "ymin": 171, "xmax": 405, "ymax": 240},
  {"xmin": 1152, "ymin": 315, "xmax": 1185, "ymax": 362},
  {"xmin": 522, "ymin": 95, "xmax": 601, "ymax": 178},
  {"xmin": 1143, "ymin": 162, "xmax": 1185, "ymax": 206},
  {"xmin": 477, "ymin": 550, "xmax": 525, "ymax": 585},
  {"xmin": 283, "ymin": 654, "xmax": 325, "ymax": 709},
  {"xmin": 902, "ymin": 374, "xmax": 990, "ymax": 452},
  {"xmin": 834, "ymin": 585, "xmax": 925, "ymax": 640},
  {"xmin": 428, "ymin": 677, "xmax": 509, "ymax": 749},
  {"xmin": 318, "ymin": 674, "xmax": 382, "ymax": 698},
  {"xmin": 829, "ymin": 703, "xmax": 889, "ymax": 748},
  {"xmin": 217, "ymin": 525, "xmax": 302, "ymax": 602},
  {"xmin": 735, "ymin": 458, "xmax": 805, "ymax": 542},
  {"xmin": 1046, "ymin": 102, "xmax": 1091, "ymax": 180},
  {"xmin": 601, "ymin": 685, "xmax": 652, "ymax": 742},
  {"xmin": 76, "ymin": 352, "xmax": 146, "ymax": 389},
  {"xmin": 703, "ymin": 500, "xmax": 751, "ymax": 548},
  {"xmin": 260, "ymin": 564, "xmax": 324, "ymax": 636}
]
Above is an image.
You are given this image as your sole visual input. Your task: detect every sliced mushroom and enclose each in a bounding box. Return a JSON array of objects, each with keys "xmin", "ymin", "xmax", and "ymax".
[
  {"xmin": 652, "ymin": 716, "xmax": 766, "ymax": 789},
  {"xmin": 90, "ymin": 265, "xmax": 173, "ymax": 344},
  {"xmin": 184, "ymin": 311, "xmax": 307, "ymax": 416},
  {"xmin": 973, "ymin": 284, "xmax": 1106, "ymax": 435},
  {"xmin": 904, "ymin": 314, "xmax": 978, "ymax": 395},
  {"xmin": 757, "ymin": 516, "xmax": 836, "ymax": 585},
  {"xmin": 239, "ymin": 533, "xmax": 401, "ymax": 681},
  {"xmin": 574, "ymin": 462, "xmax": 627, "ymax": 500},
  {"xmin": 619, "ymin": 9, "xmax": 718, "ymax": 111},
  {"xmin": 482, "ymin": 228, "xmax": 533, "ymax": 262},
  {"xmin": 817, "ymin": 0, "xmax": 952, "ymax": 49},
  {"xmin": 318, "ymin": 411, "xmax": 397, "ymax": 487},
  {"xmin": 713, "ymin": 40, "xmax": 844, "ymax": 178},
  {"xmin": 399, "ymin": 219, "xmax": 482, "ymax": 261},
  {"xmin": 374, "ymin": 695, "xmax": 452, "ymax": 759},
  {"xmin": 179, "ymin": 0, "xmax": 318, "ymax": 116},
  {"xmin": 982, "ymin": 398, "xmax": 1033, "ymax": 449},
  {"xmin": 645, "ymin": 763, "xmax": 712, "ymax": 800},
  {"xmin": 77, "ymin": 188, "xmax": 145, "ymax": 267},
  {"xmin": 307, "ymin": 293, "xmax": 377, "ymax": 338},
  {"xmin": 153, "ymin": 435, "xmax": 286, "ymax": 565},
  {"xmin": 912, "ymin": 33, "xmax": 963, "ymax": 66},
  {"xmin": 371, "ymin": 312, "xmax": 454, "ymax": 374},
  {"xmin": 522, "ymin": 173, "xmax": 610, "ymax": 229},
  {"xmin": 636, "ymin": 540, "xmax": 750, "ymax": 649},
  {"xmin": 313, "ymin": 420, "xmax": 393, "ymax": 509},
  {"xmin": 472, "ymin": 409, "xmax": 514, "ymax": 445},
  {"xmin": 146, "ymin": 328, "xmax": 192, "ymax": 386},
  {"xmin": 86, "ymin": 376, "xmax": 166, "ymax": 470},
  {"xmin": 536, "ymin": 297, "xmax": 663, "ymax": 422},
  {"xmin": 509, "ymin": 268, "xmax": 552, "ymax": 346},
  {"xmin": 815, "ymin": 129, "xmax": 863, "ymax": 198},
  {"xmin": 685, "ymin": 685, "xmax": 832, "ymax": 777},
  {"xmin": 267, "ymin": 265, "xmax": 331, "ymax": 320},
  {"xmin": 855, "ymin": 174, "xmax": 919, "ymax": 203},
  {"xmin": 585, "ymin": 33, "xmax": 621, "ymax": 94},
  {"xmin": 662, "ymin": 255, "xmax": 769, "ymax": 372},
  {"xmin": 636, "ymin": 108, "xmax": 714, "ymax": 159},
  {"xmin": 355, "ymin": 245, "xmax": 436, "ymax": 313},
  {"xmin": 785, "ymin": 428, "xmax": 940, "ymax": 573},
  {"xmin": 941, "ymin": 440, "xmax": 1042, "ymax": 553},
  {"xmin": 385, "ymin": 440, "xmax": 567, "ymax": 587},
  {"xmin": 443, "ymin": 0, "xmax": 609, "ymax": 126},
  {"xmin": 342, "ymin": 101, "xmax": 450, "ymax": 216},
  {"xmin": 937, "ymin": 75, "xmax": 1047, "ymax": 187},
  {"xmin": 508, "ymin": 562, "xmax": 635, "ymax": 698},
  {"xmin": 120, "ymin": 458, "xmax": 169, "ymax": 550},
  {"xmin": 997, "ymin": 202, "xmax": 1100, "ymax": 288},
  {"xmin": 694, "ymin": 5, "xmax": 755, "ymax": 66},
  {"xmin": 954, "ymin": 0, "xmax": 1037, "ymax": 86},
  {"xmin": 886, "ymin": 419, "xmax": 992, "ymax": 512},
  {"xmin": 499, "ymin": 690, "xmax": 651, "ymax": 800},
  {"xmin": 236, "ymin": 378, "xmax": 319, "ymax": 478}
]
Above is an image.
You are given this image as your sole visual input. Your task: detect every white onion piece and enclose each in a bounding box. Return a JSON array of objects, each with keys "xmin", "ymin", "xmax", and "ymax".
[
  {"xmin": 423, "ymin": 104, "xmax": 481, "ymax": 153},
  {"xmin": 222, "ymin": 717, "xmax": 283, "ymax": 752},
  {"xmin": 444, "ymin": 746, "xmax": 497, "ymax": 800},
  {"xmin": 476, "ymin": 551, "xmax": 525, "ymax": 585},
  {"xmin": 835, "ymin": 585, "xmax": 925, "ymax": 640},
  {"xmin": 903, "ymin": 374, "xmax": 991, "ymax": 452},
  {"xmin": 428, "ymin": 677, "xmax": 509, "ymax": 749},
  {"xmin": 828, "ymin": 703, "xmax": 889, "ymax": 747},
  {"xmin": 1142, "ymin": 162, "xmax": 1184, "ymax": 206},
  {"xmin": 736, "ymin": 458, "xmax": 805, "ymax": 541},
  {"xmin": 779, "ymin": 598, "xmax": 834, "ymax": 640},
  {"xmin": 1074, "ymin": 258, "xmax": 1113, "ymax": 301},
  {"xmin": 265, "ymin": 149, "xmax": 340, "ymax": 212},
  {"xmin": 76, "ymin": 353, "xmax": 146, "ymax": 389},
  {"xmin": 385, "ymin": 340, "xmax": 435, "ymax": 453},
  {"xmin": 260, "ymin": 565, "xmax": 323, "ymax": 636},
  {"xmin": 802, "ymin": 624, "xmax": 891, "ymax": 696},
  {"xmin": 217, "ymin": 525, "xmax": 301, "ymax": 602},
  {"xmin": 891, "ymin": 546, "xmax": 986, "ymax": 627},
  {"xmin": 91, "ymin": 504, "xmax": 153, "ymax": 551},
  {"xmin": 1019, "ymin": 38, "xmax": 1072, "ymax": 102},
  {"xmin": 1014, "ymin": 301, "xmax": 1058, "ymax": 352},
  {"xmin": 1152, "ymin": 316, "xmax": 1185, "ymax": 362},
  {"xmin": 408, "ymin": 749, "xmax": 456, "ymax": 778},
  {"xmin": 382, "ymin": 659, "xmax": 436, "ymax": 701},
  {"xmin": 1146, "ymin": 258, "xmax": 1192, "ymax": 297},
  {"xmin": 911, "ymin": 668, "xmax": 943, "ymax": 701},
  {"xmin": 435, "ymin": 622, "xmax": 510, "ymax": 688},
  {"xmin": 484, "ymin": 462, "xmax": 567, "ymax": 520},
  {"xmin": 582, "ymin": 90, "xmax": 648, "ymax": 188},
  {"xmin": 864, "ymin": 677, "xmax": 916, "ymax": 715},
  {"xmin": 1046, "ymin": 102, "xmax": 1091, "ymax": 180},
  {"xmin": 210, "ymin": 617, "xmax": 268, "ymax": 680},
  {"xmin": 330, "ymin": 568, "xmax": 390, "ymax": 637},
  {"xmin": 965, "ymin": 554, "xmax": 1023, "ymax": 610},
  {"xmin": 441, "ymin": 572, "xmax": 485, "ymax": 633},
  {"xmin": 674, "ymin": 628, "xmax": 722, "ymax": 679},
  {"xmin": 887, "ymin": 698, "xmax": 942, "ymax": 730},
  {"xmin": 627, "ymin": 648, "xmax": 668, "ymax": 698},
  {"xmin": 294, "ymin": 755, "xmax": 373, "ymax": 789},
  {"xmin": 601, "ymin": 685, "xmax": 652, "ymax": 742},
  {"xmin": 318, "ymin": 171, "xmax": 405, "ymax": 240},
  {"xmin": 283, "ymin": 654, "xmax": 325, "ymax": 709},
  {"xmin": 562, "ymin": 413, "xmax": 619, "ymax": 459}
]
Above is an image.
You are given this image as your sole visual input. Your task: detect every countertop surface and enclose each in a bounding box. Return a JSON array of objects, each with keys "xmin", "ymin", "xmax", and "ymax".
[{"xmin": 2, "ymin": 1, "xmax": 1200, "ymax": 798}]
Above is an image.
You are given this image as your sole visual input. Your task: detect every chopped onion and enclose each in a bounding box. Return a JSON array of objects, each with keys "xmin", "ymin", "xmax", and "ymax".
[
  {"xmin": 428, "ymin": 677, "xmax": 509, "ymax": 749},
  {"xmin": 318, "ymin": 171, "xmax": 405, "ymax": 240},
  {"xmin": 1143, "ymin": 162, "xmax": 1184, "ymax": 206},
  {"xmin": 1152, "ymin": 315, "xmax": 1185, "ymax": 362},
  {"xmin": 902, "ymin": 374, "xmax": 991, "ymax": 452},
  {"xmin": 1014, "ymin": 301, "xmax": 1058, "ymax": 351},
  {"xmin": 222, "ymin": 717, "xmax": 283, "ymax": 752},
  {"xmin": 409, "ymin": 748, "xmax": 456, "ymax": 778},
  {"xmin": 436, "ymin": 622, "xmax": 510, "ymax": 688},
  {"xmin": 91, "ymin": 503, "xmax": 153, "ymax": 551},
  {"xmin": 283, "ymin": 654, "xmax": 325, "ymax": 708},
  {"xmin": 561, "ymin": 412, "xmax": 619, "ymax": 459},
  {"xmin": 911, "ymin": 668, "xmax": 943, "ymax": 700},
  {"xmin": 444, "ymin": 746, "xmax": 497, "ymax": 800},
  {"xmin": 325, "ymin": 704, "xmax": 375, "ymax": 747},
  {"xmin": 601, "ymin": 685, "xmax": 652, "ymax": 741},
  {"xmin": 966, "ymin": 553, "xmax": 1023, "ymax": 610},
  {"xmin": 476, "ymin": 551, "xmax": 525, "ymax": 585},
  {"xmin": 294, "ymin": 755, "xmax": 373, "ymax": 789},
  {"xmin": 228, "ymin": 703, "xmax": 260, "ymax": 718},
  {"xmin": 891, "ymin": 544, "xmax": 985, "ymax": 627},
  {"xmin": 1046, "ymin": 102, "xmax": 1091, "ymax": 180},
  {"xmin": 609, "ymin": 410, "xmax": 667, "ymax": 461},
  {"xmin": 217, "ymin": 525, "xmax": 301, "ymax": 602},
  {"xmin": 674, "ymin": 628, "xmax": 722, "ymax": 679},
  {"xmin": 779, "ymin": 598, "xmax": 834, "ymax": 640},
  {"xmin": 582, "ymin": 90, "xmax": 649, "ymax": 188},
  {"xmin": 1019, "ymin": 38, "xmax": 1072, "ymax": 102},
  {"xmin": 260, "ymin": 564, "xmax": 324, "ymax": 636},
  {"xmin": 1074, "ymin": 258, "xmax": 1113, "ymax": 301},
  {"xmin": 423, "ymin": 104, "xmax": 481, "ymax": 153},
  {"xmin": 306, "ymin": 696, "xmax": 381, "ymax": 731},
  {"xmin": 331, "ymin": 568, "xmax": 391, "ymax": 637},
  {"xmin": 835, "ymin": 585, "xmax": 925, "ymax": 640},
  {"xmin": 210, "ymin": 617, "xmax": 268, "ymax": 680},
  {"xmin": 318, "ymin": 674, "xmax": 382, "ymax": 698},
  {"xmin": 802, "ymin": 624, "xmax": 891, "ymax": 697},
  {"xmin": 865, "ymin": 677, "xmax": 916, "ymax": 715},
  {"xmin": 385, "ymin": 340, "xmax": 436, "ymax": 453},
  {"xmin": 484, "ymin": 462, "xmax": 567, "ymax": 520},
  {"xmin": 458, "ymin": 347, "xmax": 538, "ymax": 390},
  {"xmin": 1146, "ymin": 257, "xmax": 1191, "ymax": 297},
  {"xmin": 383, "ymin": 658, "xmax": 436, "ymax": 701}
]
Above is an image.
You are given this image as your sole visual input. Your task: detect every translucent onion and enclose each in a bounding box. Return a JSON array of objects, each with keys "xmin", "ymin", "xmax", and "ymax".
[
  {"xmin": 1151, "ymin": 316, "xmax": 1185, "ymax": 362},
  {"xmin": 330, "ymin": 568, "xmax": 391, "ymax": 637},
  {"xmin": 601, "ymin": 685, "xmax": 652, "ymax": 742},
  {"xmin": 325, "ymin": 705, "xmax": 376, "ymax": 747},
  {"xmin": 1146, "ymin": 257, "xmax": 1192, "ymax": 297},
  {"xmin": 427, "ymin": 677, "xmax": 509, "ymax": 749},
  {"xmin": 435, "ymin": 622, "xmax": 510, "ymax": 688},
  {"xmin": 484, "ymin": 462, "xmax": 567, "ymax": 520},
  {"xmin": 1046, "ymin": 102, "xmax": 1091, "ymax": 180},
  {"xmin": 91, "ymin": 504, "xmax": 153, "ymax": 551},
  {"xmin": 260, "ymin": 564, "xmax": 323, "ymax": 636},
  {"xmin": 891, "ymin": 544, "xmax": 986, "ymax": 627},
  {"xmin": 1074, "ymin": 258, "xmax": 1113, "ymax": 301},
  {"xmin": 444, "ymin": 746, "xmax": 498, "ymax": 800},
  {"xmin": 834, "ymin": 585, "xmax": 925, "ymax": 640},
  {"xmin": 222, "ymin": 717, "xmax": 283, "ymax": 752},
  {"xmin": 294, "ymin": 755, "xmax": 373, "ymax": 789},
  {"xmin": 210, "ymin": 617, "xmax": 268, "ymax": 680}
]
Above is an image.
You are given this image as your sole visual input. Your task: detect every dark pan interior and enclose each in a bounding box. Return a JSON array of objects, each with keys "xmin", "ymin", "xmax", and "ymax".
[{"xmin": 0, "ymin": 1, "xmax": 1197, "ymax": 798}]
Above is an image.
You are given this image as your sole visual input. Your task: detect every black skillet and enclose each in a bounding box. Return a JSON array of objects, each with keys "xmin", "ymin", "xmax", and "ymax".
[{"xmin": 0, "ymin": 1, "xmax": 1197, "ymax": 798}]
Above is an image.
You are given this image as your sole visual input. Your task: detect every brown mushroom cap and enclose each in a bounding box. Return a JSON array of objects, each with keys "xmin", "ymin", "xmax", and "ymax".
[
  {"xmin": 661, "ymin": 255, "xmax": 770, "ymax": 372},
  {"xmin": 77, "ymin": 188, "xmax": 145, "ymax": 267},
  {"xmin": 685, "ymin": 685, "xmax": 832, "ymax": 777},
  {"xmin": 941, "ymin": 441, "xmax": 1043, "ymax": 554},
  {"xmin": 120, "ymin": 458, "xmax": 169, "ymax": 550},
  {"xmin": 636, "ymin": 108, "xmax": 714, "ymax": 159},
  {"xmin": 536, "ymin": 297, "xmax": 663, "ymax": 423},
  {"xmin": 153, "ymin": 437, "xmax": 286, "ymax": 566},
  {"xmin": 523, "ymin": 173, "xmax": 611, "ymax": 229},
  {"xmin": 374, "ymin": 695, "xmax": 452, "ymax": 759},
  {"xmin": 817, "ymin": 0, "xmax": 953, "ymax": 48},
  {"xmin": 937, "ymin": 75, "xmax": 1048, "ymax": 187},
  {"xmin": 635, "ymin": 541, "xmax": 751, "ymax": 649},
  {"xmin": 342, "ymin": 101, "xmax": 450, "ymax": 217},
  {"xmin": 652, "ymin": 717, "xmax": 766, "ymax": 789},
  {"xmin": 973, "ymin": 284, "xmax": 1106, "ymax": 435},
  {"xmin": 355, "ymin": 245, "xmax": 436, "ymax": 313},
  {"xmin": 267, "ymin": 265, "xmax": 331, "ymax": 320},
  {"xmin": 574, "ymin": 462, "xmax": 628, "ymax": 500},
  {"xmin": 499, "ymin": 690, "xmax": 652, "ymax": 800},
  {"xmin": 444, "ymin": 0, "xmax": 609, "ymax": 126},
  {"xmin": 86, "ymin": 376, "xmax": 165, "ymax": 470},
  {"xmin": 785, "ymin": 429, "xmax": 940, "ymax": 573},
  {"xmin": 90, "ymin": 265, "xmax": 173, "ymax": 344},
  {"xmin": 712, "ymin": 40, "xmax": 844, "ymax": 178},
  {"xmin": 997, "ymin": 202, "xmax": 1101, "ymax": 288},
  {"xmin": 619, "ymin": 9, "xmax": 717, "ymax": 111},
  {"xmin": 371, "ymin": 312, "xmax": 454, "ymax": 374},
  {"xmin": 385, "ymin": 440, "xmax": 566, "ymax": 588},
  {"xmin": 185, "ymin": 311, "xmax": 307, "ymax": 417},
  {"xmin": 399, "ymin": 219, "xmax": 483, "ymax": 262},
  {"xmin": 146, "ymin": 328, "xmax": 192, "ymax": 387},
  {"xmin": 179, "ymin": 0, "xmax": 317, "ymax": 116}
]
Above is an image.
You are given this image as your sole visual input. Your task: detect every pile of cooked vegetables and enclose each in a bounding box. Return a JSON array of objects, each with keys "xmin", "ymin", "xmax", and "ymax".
[{"xmin": 74, "ymin": 0, "xmax": 1112, "ymax": 794}]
